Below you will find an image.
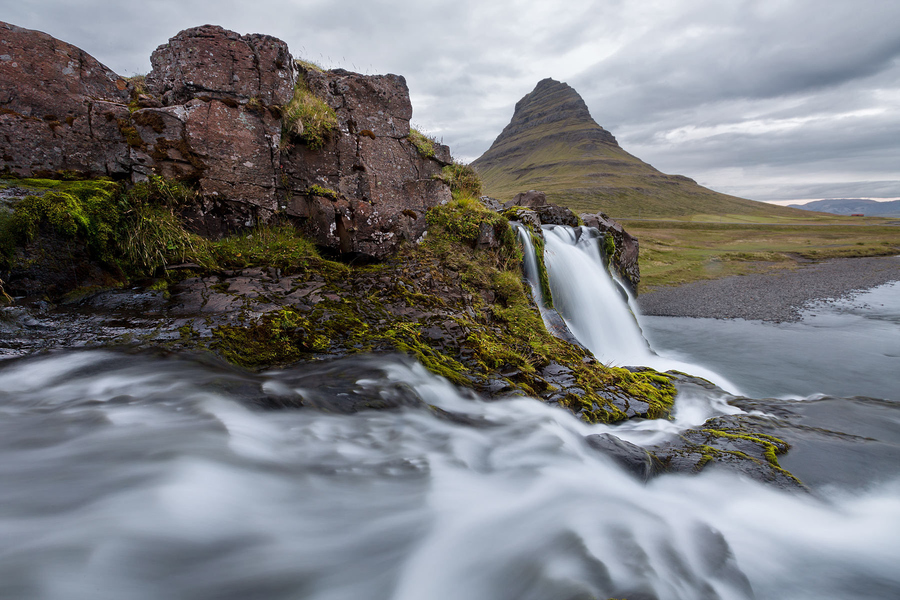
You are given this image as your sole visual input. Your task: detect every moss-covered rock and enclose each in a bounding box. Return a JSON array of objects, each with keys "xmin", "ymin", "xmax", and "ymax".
[{"xmin": 0, "ymin": 175, "xmax": 674, "ymax": 425}]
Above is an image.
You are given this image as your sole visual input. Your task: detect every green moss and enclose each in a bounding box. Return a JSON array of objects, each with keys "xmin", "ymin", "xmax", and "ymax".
[
  {"xmin": 0, "ymin": 210, "xmax": 16, "ymax": 268},
  {"xmin": 213, "ymin": 307, "xmax": 328, "ymax": 368},
  {"xmin": 116, "ymin": 117, "xmax": 145, "ymax": 148},
  {"xmin": 209, "ymin": 223, "xmax": 323, "ymax": 274},
  {"xmin": 426, "ymin": 196, "xmax": 518, "ymax": 260},
  {"xmin": 700, "ymin": 428, "xmax": 802, "ymax": 483},
  {"xmin": 307, "ymin": 184, "xmax": 339, "ymax": 200},
  {"xmin": 126, "ymin": 74, "xmax": 149, "ymax": 112},
  {"xmin": 246, "ymin": 96, "xmax": 265, "ymax": 113},
  {"xmin": 530, "ymin": 232, "xmax": 553, "ymax": 307},
  {"xmin": 281, "ymin": 76, "xmax": 338, "ymax": 150},
  {"xmin": 8, "ymin": 179, "xmax": 123, "ymax": 264},
  {"xmin": 603, "ymin": 233, "xmax": 616, "ymax": 260},
  {"xmin": 0, "ymin": 275, "xmax": 12, "ymax": 305},
  {"xmin": 380, "ymin": 321, "xmax": 470, "ymax": 386},
  {"xmin": 132, "ymin": 110, "xmax": 166, "ymax": 133}
]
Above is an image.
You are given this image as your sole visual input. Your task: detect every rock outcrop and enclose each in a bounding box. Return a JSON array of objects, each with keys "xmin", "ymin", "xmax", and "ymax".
[
  {"xmin": 280, "ymin": 66, "xmax": 451, "ymax": 257},
  {"xmin": 0, "ymin": 22, "xmax": 133, "ymax": 177},
  {"xmin": 0, "ymin": 22, "xmax": 451, "ymax": 257},
  {"xmin": 581, "ymin": 212, "xmax": 640, "ymax": 290}
]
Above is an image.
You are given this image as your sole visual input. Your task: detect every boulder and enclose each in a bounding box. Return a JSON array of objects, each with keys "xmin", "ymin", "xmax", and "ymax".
[
  {"xmin": 0, "ymin": 21, "xmax": 132, "ymax": 177},
  {"xmin": 503, "ymin": 189, "xmax": 547, "ymax": 209},
  {"xmin": 581, "ymin": 212, "xmax": 640, "ymax": 292},
  {"xmin": 145, "ymin": 25, "xmax": 295, "ymax": 107},
  {"xmin": 535, "ymin": 204, "xmax": 579, "ymax": 227},
  {"xmin": 479, "ymin": 196, "xmax": 504, "ymax": 212},
  {"xmin": 585, "ymin": 433, "xmax": 664, "ymax": 481}
]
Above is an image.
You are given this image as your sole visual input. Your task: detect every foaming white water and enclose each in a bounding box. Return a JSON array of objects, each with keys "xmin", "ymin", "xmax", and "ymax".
[
  {"xmin": 0, "ymin": 350, "xmax": 897, "ymax": 600},
  {"xmin": 515, "ymin": 225, "xmax": 546, "ymax": 309},
  {"xmin": 539, "ymin": 225, "xmax": 740, "ymax": 392}
]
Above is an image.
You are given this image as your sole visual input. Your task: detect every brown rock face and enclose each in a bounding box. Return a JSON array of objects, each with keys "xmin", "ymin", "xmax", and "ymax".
[
  {"xmin": 0, "ymin": 21, "xmax": 452, "ymax": 257},
  {"xmin": 0, "ymin": 21, "xmax": 132, "ymax": 177},
  {"xmin": 146, "ymin": 25, "xmax": 295, "ymax": 107},
  {"xmin": 504, "ymin": 190, "xmax": 547, "ymax": 209},
  {"xmin": 280, "ymin": 66, "xmax": 451, "ymax": 257}
]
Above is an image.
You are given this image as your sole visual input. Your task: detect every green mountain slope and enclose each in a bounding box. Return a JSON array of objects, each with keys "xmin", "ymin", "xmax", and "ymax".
[{"xmin": 472, "ymin": 78, "xmax": 808, "ymax": 220}]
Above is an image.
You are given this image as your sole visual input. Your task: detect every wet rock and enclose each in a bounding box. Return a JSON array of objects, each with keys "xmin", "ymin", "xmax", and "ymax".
[
  {"xmin": 724, "ymin": 396, "xmax": 900, "ymax": 491},
  {"xmin": 580, "ymin": 212, "xmax": 640, "ymax": 292},
  {"xmin": 541, "ymin": 361, "xmax": 576, "ymax": 388},
  {"xmin": 251, "ymin": 354, "xmax": 429, "ymax": 413},
  {"xmin": 535, "ymin": 204, "xmax": 579, "ymax": 227},
  {"xmin": 585, "ymin": 433, "xmax": 665, "ymax": 481}
]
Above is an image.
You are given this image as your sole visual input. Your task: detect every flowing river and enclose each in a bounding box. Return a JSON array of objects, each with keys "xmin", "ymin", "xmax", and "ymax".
[{"xmin": 1, "ymin": 226, "xmax": 898, "ymax": 599}]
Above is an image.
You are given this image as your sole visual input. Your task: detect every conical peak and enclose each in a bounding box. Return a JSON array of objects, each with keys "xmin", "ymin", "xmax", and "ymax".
[
  {"xmin": 476, "ymin": 78, "xmax": 617, "ymax": 152},
  {"xmin": 511, "ymin": 78, "xmax": 593, "ymax": 127}
]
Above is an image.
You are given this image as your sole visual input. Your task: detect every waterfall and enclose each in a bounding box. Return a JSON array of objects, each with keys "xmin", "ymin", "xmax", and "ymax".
[
  {"xmin": 514, "ymin": 225, "xmax": 546, "ymax": 309},
  {"xmin": 526, "ymin": 225, "xmax": 738, "ymax": 391},
  {"xmin": 541, "ymin": 225, "xmax": 651, "ymax": 364}
]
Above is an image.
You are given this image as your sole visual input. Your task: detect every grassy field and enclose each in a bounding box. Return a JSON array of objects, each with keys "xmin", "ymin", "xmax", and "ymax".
[{"xmin": 621, "ymin": 216, "xmax": 900, "ymax": 291}]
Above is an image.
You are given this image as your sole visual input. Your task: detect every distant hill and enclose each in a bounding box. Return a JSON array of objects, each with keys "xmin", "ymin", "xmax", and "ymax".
[
  {"xmin": 472, "ymin": 78, "xmax": 809, "ymax": 220},
  {"xmin": 788, "ymin": 199, "xmax": 900, "ymax": 217}
]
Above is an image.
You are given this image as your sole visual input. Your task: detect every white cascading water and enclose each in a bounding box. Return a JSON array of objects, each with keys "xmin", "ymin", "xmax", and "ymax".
[
  {"xmin": 0, "ymin": 350, "xmax": 897, "ymax": 600},
  {"xmin": 537, "ymin": 225, "xmax": 739, "ymax": 392},
  {"xmin": 515, "ymin": 225, "xmax": 546, "ymax": 309}
]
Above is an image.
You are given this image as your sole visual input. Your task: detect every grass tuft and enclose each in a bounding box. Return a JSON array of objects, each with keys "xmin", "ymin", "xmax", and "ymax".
[
  {"xmin": 408, "ymin": 128, "xmax": 437, "ymax": 158},
  {"xmin": 281, "ymin": 77, "xmax": 337, "ymax": 150},
  {"xmin": 439, "ymin": 162, "xmax": 482, "ymax": 199}
]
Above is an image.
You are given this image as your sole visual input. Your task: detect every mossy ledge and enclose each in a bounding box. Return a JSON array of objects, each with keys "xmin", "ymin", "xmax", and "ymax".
[{"xmin": 1, "ymin": 175, "xmax": 675, "ymax": 425}]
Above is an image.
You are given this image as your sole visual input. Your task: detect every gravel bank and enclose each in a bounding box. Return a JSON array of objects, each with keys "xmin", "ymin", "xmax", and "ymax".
[{"xmin": 637, "ymin": 255, "xmax": 900, "ymax": 322}]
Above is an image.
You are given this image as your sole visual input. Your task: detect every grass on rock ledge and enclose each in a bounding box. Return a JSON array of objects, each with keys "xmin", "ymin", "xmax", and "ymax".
[{"xmin": 0, "ymin": 175, "xmax": 675, "ymax": 424}]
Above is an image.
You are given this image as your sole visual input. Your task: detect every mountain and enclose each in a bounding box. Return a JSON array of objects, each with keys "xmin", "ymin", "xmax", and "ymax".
[
  {"xmin": 788, "ymin": 199, "xmax": 900, "ymax": 217},
  {"xmin": 472, "ymin": 78, "xmax": 806, "ymax": 219}
]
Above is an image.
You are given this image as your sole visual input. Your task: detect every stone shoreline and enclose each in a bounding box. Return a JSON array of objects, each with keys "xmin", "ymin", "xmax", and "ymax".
[{"xmin": 636, "ymin": 255, "xmax": 900, "ymax": 322}]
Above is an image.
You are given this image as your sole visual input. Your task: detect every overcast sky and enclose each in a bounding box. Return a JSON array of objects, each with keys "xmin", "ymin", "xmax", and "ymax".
[{"xmin": 3, "ymin": 0, "xmax": 898, "ymax": 203}]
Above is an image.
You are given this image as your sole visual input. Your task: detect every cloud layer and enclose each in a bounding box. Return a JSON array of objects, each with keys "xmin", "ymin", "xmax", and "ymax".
[{"xmin": 2, "ymin": 0, "xmax": 898, "ymax": 201}]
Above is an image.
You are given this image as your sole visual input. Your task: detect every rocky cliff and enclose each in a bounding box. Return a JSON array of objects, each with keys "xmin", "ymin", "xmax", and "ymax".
[{"xmin": 0, "ymin": 22, "xmax": 451, "ymax": 258}]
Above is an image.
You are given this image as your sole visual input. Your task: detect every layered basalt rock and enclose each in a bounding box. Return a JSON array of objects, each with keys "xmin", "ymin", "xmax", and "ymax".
[
  {"xmin": 0, "ymin": 22, "xmax": 452, "ymax": 257},
  {"xmin": 580, "ymin": 212, "xmax": 640, "ymax": 291}
]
